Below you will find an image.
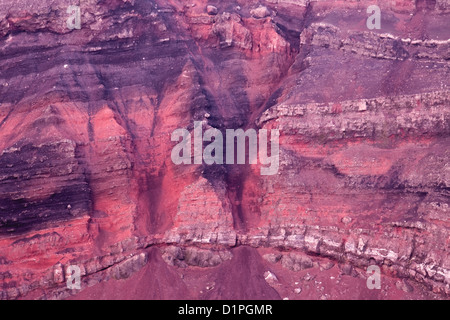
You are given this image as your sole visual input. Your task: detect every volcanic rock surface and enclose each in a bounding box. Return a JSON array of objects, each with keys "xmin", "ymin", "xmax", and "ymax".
[{"xmin": 0, "ymin": 0, "xmax": 449, "ymax": 300}]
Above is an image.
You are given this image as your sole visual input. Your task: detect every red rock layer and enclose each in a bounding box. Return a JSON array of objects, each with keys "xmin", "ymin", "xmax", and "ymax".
[{"xmin": 0, "ymin": 0, "xmax": 448, "ymax": 299}]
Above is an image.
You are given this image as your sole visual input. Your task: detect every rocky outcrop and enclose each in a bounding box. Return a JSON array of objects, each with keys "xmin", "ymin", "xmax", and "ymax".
[
  {"xmin": 0, "ymin": 0, "xmax": 448, "ymax": 300},
  {"xmin": 164, "ymin": 177, "xmax": 236, "ymax": 246},
  {"xmin": 301, "ymin": 22, "xmax": 450, "ymax": 62},
  {"xmin": 162, "ymin": 246, "xmax": 233, "ymax": 268}
]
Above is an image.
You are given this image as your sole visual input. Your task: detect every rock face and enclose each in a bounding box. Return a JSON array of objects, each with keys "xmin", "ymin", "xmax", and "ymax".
[
  {"xmin": 0, "ymin": 0, "xmax": 448, "ymax": 300},
  {"xmin": 250, "ymin": 6, "xmax": 271, "ymax": 19},
  {"xmin": 206, "ymin": 5, "xmax": 218, "ymax": 16}
]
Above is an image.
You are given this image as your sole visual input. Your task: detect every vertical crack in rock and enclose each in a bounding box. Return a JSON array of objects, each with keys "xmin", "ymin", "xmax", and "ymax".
[{"xmin": 0, "ymin": 0, "xmax": 448, "ymax": 299}]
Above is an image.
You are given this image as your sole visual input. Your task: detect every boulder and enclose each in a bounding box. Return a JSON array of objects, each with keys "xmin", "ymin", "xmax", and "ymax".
[{"xmin": 250, "ymin": 6, "xmax": 270, "ymax": 19}]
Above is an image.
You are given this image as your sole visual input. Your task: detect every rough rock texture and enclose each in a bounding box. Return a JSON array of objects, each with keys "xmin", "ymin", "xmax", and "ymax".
[{"xmin": 0, "ymin": 0, "xmax": 448, "ymax": 300}]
